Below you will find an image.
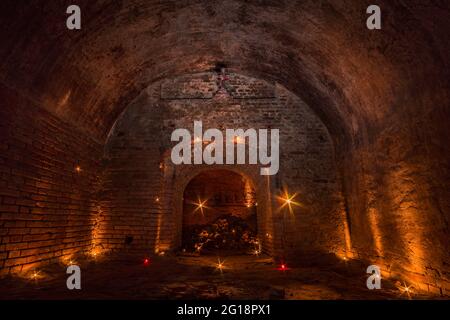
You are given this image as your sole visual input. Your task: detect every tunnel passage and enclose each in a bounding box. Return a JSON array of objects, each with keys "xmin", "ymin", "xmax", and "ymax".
[
  {"xmin": 0, "ymin": 0, "xmax": 449, "ymax": 296},
  {"xmin": 100, "ymin": 72, "xmax": 344, "ymax": 259}
]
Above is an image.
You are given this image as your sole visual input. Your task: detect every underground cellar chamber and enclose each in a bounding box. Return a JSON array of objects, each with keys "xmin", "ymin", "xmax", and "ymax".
[{"xmin": 0, "ymin": 0, "xmax": 449, "ymax": 299}]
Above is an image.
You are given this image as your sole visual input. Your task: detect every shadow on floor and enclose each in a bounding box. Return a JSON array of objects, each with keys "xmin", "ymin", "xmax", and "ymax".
[{"xmin": 0, "ymin": 252, "xmax": 437, "ymax": 300}]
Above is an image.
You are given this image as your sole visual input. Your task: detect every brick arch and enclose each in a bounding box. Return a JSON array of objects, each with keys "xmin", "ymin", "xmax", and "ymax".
[
  {"xmin": 100, "ymin": 71, "xmax": 346, "ymax": 260},
  {"xmin": 161, "ymin": 162, "xmax": 277, "ymax": 255},
  {"xmin": 0, "ymin": 1, "xmax": 448, "ymax": 293}
]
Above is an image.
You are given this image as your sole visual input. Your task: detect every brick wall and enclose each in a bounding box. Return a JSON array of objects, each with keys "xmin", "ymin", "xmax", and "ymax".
[
  {"xmin": 0, "ymin": 84, "xmax": 102, "ymax": 274},
  {"xmin": 340, "ymin": 112, "xmax": 450, "ymax": 293},
  {"xmin": 0, "ymin": 72, "xmax": 349, "ymax": 273},
  {"xmin": 101, "ymin": 72, "xmax": 348, "ymax": 258}
]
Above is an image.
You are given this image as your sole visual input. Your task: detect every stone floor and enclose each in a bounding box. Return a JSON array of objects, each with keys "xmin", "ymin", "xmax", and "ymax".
[{"xmin": 0, "ymin": 253, "xmax": 436, "ymax": 300}]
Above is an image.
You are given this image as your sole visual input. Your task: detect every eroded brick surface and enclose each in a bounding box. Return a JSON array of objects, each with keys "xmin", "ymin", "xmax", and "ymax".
[
  {"xmin": 0, "ymin": 84, "xmax": 102, "ymax": 274},
  {"xmin": 0, "ymin": 0, "xmax": 448, "ymax": 296},
  {"xmin": 101, "ymin": 72, "xmax": 345, "ymax": 258}
]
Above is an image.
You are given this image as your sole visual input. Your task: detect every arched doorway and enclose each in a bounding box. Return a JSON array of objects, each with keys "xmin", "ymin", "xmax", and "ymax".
[{"xmin": 181, "ymin": 169, "xmax": 260, "ymax": 255}]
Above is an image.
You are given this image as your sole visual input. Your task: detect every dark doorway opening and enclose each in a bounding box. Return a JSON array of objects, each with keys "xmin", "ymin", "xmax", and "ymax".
[{"xmin": 181, "ymin": 169, "xmax": 259, "ymax": 255}]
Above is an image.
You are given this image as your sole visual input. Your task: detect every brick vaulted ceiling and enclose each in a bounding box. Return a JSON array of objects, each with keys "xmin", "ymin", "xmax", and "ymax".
[
  {"xmin": 0, "ymin": 0, "xmax": 449, "ymax": 294},
  {"xmin": 0, "ymin": 0, "xmax": 448, "ymax": 144}
]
